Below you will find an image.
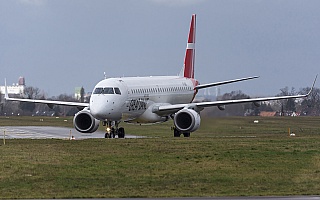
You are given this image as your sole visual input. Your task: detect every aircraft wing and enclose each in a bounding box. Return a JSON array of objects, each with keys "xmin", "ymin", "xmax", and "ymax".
[
  {"xmin": 4, "ymin": 96, "xmax": 89, "ymax": 108},
  {"xmin": 195, "ymin": 76, "xmax": 259, "ymax": 90},
  {"xmin": 154, "ymin": 76, "xmax": 317, "ymax": 116},
  {"xmin": 4, "ymin": 80, "xmax": 89, "ymax": 108}
]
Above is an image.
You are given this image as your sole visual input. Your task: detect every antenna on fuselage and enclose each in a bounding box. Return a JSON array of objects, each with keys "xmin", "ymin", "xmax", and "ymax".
[{"xmin": 104, "ymin": 72, "xmax": 107, "ymax": 79}]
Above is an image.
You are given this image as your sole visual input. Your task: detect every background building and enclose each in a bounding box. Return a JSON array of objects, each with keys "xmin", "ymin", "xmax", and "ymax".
[{"xmin": 0, "ymin": 76, "xmax": 26, "ymax": 97}]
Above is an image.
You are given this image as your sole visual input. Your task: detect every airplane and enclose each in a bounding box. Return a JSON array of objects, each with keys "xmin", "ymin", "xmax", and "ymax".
[{"xmin": 4, "ymin": 14, "xmax": 317, "ymax": 138}]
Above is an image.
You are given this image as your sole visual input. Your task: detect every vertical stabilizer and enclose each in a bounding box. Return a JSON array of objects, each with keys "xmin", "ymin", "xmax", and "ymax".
[{"xmin": 182, "ymin": 14, "xmax": 196, "ymax": 78}]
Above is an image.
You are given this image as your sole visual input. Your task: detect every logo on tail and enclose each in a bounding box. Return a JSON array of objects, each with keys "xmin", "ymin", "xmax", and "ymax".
[{"xmin": 183, "ymin": 14, "xmax": 196, "ymax": 79}]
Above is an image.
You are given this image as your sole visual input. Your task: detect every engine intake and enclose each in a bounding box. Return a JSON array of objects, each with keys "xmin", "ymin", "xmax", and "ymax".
[
  {"xmin": 73, "ymin": 109, "xmax": 100, "ymax": 133},
  {"xmin": 174, "ymin": 109, "xmax": 201, "ymax": 132}
]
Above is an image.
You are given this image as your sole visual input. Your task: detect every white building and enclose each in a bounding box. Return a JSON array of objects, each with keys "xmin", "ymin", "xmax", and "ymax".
[{"xmin": 0, "ymin": 76, "xmax": 26, "ymax": 96}]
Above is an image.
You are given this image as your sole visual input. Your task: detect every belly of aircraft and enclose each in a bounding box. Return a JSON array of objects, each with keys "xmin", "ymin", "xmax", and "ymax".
[{"xmin": 121, "ymin": 92, "xmax": 194, "ymax": 124}]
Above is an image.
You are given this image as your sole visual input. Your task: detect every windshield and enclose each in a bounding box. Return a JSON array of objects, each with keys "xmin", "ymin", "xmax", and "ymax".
[
  {"xmin": 93, "ymin": 87, "xmax": 121, "ymax": 95},
  {"xmin": 93, "ymin": 87, "xmax": 114, "ymax": 94}
]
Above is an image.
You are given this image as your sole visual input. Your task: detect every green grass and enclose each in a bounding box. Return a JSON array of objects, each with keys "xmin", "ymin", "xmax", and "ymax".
[
  {"xmin": 0, "ymin": 116, "xmax": 74, "ymax": 128},
  {"xmin": 0, "ymin": 116, "xmax": 320, "ymax": 198}
]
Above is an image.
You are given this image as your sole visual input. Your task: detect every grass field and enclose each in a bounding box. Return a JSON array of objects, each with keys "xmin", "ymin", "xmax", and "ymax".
[{"xmin": 0, "ymin": 116, "xmax": 320, "ymax": 198}]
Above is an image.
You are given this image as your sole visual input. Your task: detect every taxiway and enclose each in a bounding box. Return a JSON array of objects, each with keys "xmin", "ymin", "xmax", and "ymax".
[{"xmin": 0, "ymin": 126, "xmax": 143, "ymax": 139}]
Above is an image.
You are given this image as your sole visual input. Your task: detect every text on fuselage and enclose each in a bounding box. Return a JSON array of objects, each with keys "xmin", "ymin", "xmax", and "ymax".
[{"xmin": 127, "ymin": 98, "xmax": 149, "ymax": 111}]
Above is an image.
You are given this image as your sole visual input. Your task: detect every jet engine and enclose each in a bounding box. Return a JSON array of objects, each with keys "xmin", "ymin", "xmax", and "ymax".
[
  {"xmin": 73, "ymin": 109, "xmax": 100, "ymax": 133},
  {"xmin": 174, "ymin": 108, "xmax": 201, "ymax": 132}
]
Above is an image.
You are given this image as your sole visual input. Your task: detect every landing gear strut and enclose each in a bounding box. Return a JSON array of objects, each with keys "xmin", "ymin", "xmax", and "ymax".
[
  {"xmin": 103, "ymin": 121, "xmax": 125, "ymax": 138},
  {"xmin": 173, "ymin": 127, "xmax": 190, "ymax": 137}
]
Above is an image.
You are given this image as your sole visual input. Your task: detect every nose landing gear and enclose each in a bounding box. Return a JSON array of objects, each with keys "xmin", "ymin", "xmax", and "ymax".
[
  {"xmin": 103, "ymin": 121, "xmax": 125, "ymax": 138},
  {"xmin": 172, "ymin": 127, "xmax": 191, "ymax": 137}
]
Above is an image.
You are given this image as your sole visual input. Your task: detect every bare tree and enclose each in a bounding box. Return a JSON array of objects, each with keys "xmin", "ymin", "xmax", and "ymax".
[
  {"xmin": 23, "ymin": 86, "xmax": 41, "ymax": 99},
  {"xmin": 54, "ymin": 94, "xmax": 78, "ymax": 116},
  {"xmin": 0, "ymin": 91, "xmax": 2, "ymax": 114},
  {"xmin": 215, "ymin": 90, "xmax": 251, "ymax": 116},
  {"xmin": 276, "ymin": 87, "xmax": 296, "ymax": 115},
  {"xmin": 19, "ymin": 86, "xmax": 43, "ymax": 115},
  {"xmin": 299, "ymin": 87, "xmax": 320, "ymax": 116}
]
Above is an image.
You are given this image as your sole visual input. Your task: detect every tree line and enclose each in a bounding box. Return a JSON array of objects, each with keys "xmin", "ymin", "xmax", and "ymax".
[
  {"xmin": 1, "ymin": 86, "xmax": 319, "ymax": 117},
  {"xmin": 202, "ymin": 86, "xmax": 320, "ymax": 117},
  {"xmin": 0, "ymin": 86, "xmax": 86, "ymax": 117}
]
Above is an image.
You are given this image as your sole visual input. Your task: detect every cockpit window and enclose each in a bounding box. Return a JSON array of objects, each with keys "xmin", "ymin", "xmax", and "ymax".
[
  {"xmin": 103, "ymin": 87, "xmax": 114, "ymax": 94},
  {"xmin": 93, "ymin": 88, "xmax": 104, "ymax": 94},
  {"xmin": 93, "ymin": 87, "xmax": 121, "ymax": 95},
  {"xmin": 114, "ymin": 87, "xmax": 121, "ymax": 95}
]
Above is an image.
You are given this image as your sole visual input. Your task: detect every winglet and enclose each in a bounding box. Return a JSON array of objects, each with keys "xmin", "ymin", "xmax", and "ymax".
[
  {"xmin": 4, "ymin": 79, "xmax": 9, "ymax": 100},
  {"xmin": 306, "ymin": 74, "xmax": 318, "ymax": 96}
]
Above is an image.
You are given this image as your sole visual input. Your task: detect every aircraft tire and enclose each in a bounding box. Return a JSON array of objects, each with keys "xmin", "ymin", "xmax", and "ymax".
[
  {"xmin": 173, "ymin": 128, "xmax": 181, "ymax": 137},
  {"xmin": 183, "ymin": 132, "xmax": 190, "ymax": 137},
  {"xmin": 110, "ymin": 128, "xmax": 116, "ymax": 138},
  {"xmin": 118, "ymin": 127, "xmax": 125, "ymax": 138}
]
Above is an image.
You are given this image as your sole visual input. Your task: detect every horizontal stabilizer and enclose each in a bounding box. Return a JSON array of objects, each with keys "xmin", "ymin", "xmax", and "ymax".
[{"xmin": 195, "ymin": 76, "xmax": 259, "ymax": 90}]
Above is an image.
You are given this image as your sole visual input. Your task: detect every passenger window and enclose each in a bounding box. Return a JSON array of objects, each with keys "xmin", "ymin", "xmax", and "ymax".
[{"xmin": 114, "ymin": 87, "xmax": 121, "ymax": 95}]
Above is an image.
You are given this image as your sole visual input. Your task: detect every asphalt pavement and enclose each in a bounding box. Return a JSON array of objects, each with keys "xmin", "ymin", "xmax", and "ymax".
[{"xmin": 0, "ymin": 126, "xmax": 144, "ymax": 139}]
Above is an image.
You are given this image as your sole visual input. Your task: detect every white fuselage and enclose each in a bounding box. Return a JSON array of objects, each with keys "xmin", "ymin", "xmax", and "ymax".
[{"xmin": 89, "ymin": 76, "xmax": 197, "ymax": 123}]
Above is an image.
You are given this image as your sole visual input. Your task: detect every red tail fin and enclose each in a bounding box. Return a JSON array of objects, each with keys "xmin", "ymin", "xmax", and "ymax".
[{"xmin": 183, "ymin": 14, "xmax": 196, "ymax": 78}]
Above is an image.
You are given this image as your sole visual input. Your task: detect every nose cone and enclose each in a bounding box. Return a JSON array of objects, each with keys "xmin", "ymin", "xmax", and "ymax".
[
  {"xmin": 90, "ymin": 95, "xmax": 122, "ymax": 121},
  {"xmin": 90, "ymin": 99, "xmax": 106, "ymax": 121}
]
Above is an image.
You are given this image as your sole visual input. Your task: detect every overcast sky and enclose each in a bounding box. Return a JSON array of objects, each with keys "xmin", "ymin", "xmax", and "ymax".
[{"xmin": 1, "ymin": 0, "xmax": 319, "ymax": 97}]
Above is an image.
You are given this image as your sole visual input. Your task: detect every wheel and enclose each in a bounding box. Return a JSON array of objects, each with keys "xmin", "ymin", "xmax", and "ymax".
[
  {"xmin": 110, "ymin": 128, "xmax": 115, "ymax": 138},
  {"xmin": 104, "ymin": 133, "xmax": 109, "ymax": 138},
  {"xmin": 183, "ymin": 132, "xmax": 190, "ymax": 137},
  {"xmin": 118, "ymin": 127, "xmax": 125, "ymax": 138},
  {"xmin": 173, "ymin": 128, "xmax": 181, "ymax": 137}
]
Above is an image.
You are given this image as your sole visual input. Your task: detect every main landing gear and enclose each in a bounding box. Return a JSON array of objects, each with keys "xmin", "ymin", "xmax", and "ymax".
[
  {"xmin": 103, "ymin": 121, "xmax": 125, "ymax": 138},
  {"xmin": 173, "ymin": 127, "xmax": 190, "ymax": 137}
]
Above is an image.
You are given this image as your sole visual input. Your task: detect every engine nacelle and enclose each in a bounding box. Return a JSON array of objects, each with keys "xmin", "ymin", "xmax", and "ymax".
[
  {"xmin": 73, "ymin": 109, "xmax": 100, "ymax": 133},
  {"xmin": 174, "ymin": 109, "xmax": 201, "ymax": 132}
]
